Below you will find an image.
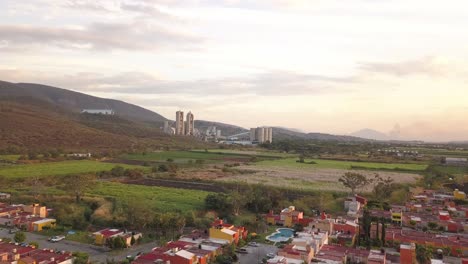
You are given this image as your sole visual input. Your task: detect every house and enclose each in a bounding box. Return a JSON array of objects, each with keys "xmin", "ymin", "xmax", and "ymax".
[
  {"xmin": 31, "ymin": 218, "xmax": 56, "ymax": 231},
  {"xmin": 266, "ymin": 206, "xmax": 313, "ymax": 227},
  {"xmin": 134, "ymin": 247, "xmax": 199, "ymax": 264},
  {"xmin": 367, "ymin": 250, "xmax": 386, "ymax": 264},
  {"xmin": 454, "ymin": 189, "xmax": 466, "ymax": 200},
  {"xmin": 93, "ymin": 228, "xmax": 142, "ymax": 247},
  {"xmin": 277, "ymin": 244, "xmax": 314, "ymax": 264},
  {"xmin": 23, "ymin": 204, "xmax": 47, "ymax": 218},
  {"xmin": 400, "ymin": 243, "xmax": 416, "ymax": 264},
  {"xmin": 208, "ymin": 219, "xmax": 247, "ymax": 244},
  {"xmin": 0, "ymin": 243, "xmax": 73, "ymax": 264},
  {"xmin": 0, "ymin": 193, "xmax": 10, "ymax": 200}
]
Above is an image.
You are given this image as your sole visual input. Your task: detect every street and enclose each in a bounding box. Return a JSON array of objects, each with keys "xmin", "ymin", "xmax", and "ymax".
[
  {"xmin": 237, "ymin": 243, "xmax": 278, "ymax": 264},
  {"xmin": 0, "ymin": 228, "xmax": 158, "ymax": 263}
]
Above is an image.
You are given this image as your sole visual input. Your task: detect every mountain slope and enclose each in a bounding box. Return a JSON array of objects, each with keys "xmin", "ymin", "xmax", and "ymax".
[
  {"xmin": 0, "ymin": 96, "xmax": 207, "ymax": 152},
  {"xmin": 0, "ymin": 81, "xmax": 166, "ymax": 123}
]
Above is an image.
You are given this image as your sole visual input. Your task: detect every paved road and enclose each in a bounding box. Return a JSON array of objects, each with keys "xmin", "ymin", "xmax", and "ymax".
[
  {"xmin": 0, "ymin": 228, "xmax": 158, "ymax": 263},
  {"xmin": 237, "ymin": 243, "xmax": 278, "ymax": 264}
]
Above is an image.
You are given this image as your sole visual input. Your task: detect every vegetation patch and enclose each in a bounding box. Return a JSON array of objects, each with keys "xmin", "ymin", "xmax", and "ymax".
[
  {"xmin": 88, "ymin": 182, "xmax": 211, "ymax": 212},
  {"xmin": 0, "ymin": 160, "xmax": 145, "ymax": 179}
]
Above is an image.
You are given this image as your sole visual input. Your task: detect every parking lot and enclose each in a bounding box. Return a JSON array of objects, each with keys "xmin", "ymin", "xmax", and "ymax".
[{"xmin": 237, "ymin": 243, "xmax": 278, "ymax": 264}]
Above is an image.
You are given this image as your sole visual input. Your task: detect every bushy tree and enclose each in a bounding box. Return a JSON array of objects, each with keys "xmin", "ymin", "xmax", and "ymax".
[
  {"xmin": 339, "ymin": 172, "xmax": 368, "ymax": 194},
  {"xmin": 63, "ymin": 174, "xmax": 96, "ymax": 203},
  {"xmin": 14, "ymin": 231, "xmax": 26, "ymax": 243}
]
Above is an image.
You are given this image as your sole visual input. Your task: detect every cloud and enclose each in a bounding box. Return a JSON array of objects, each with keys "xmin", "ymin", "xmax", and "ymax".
[
  {"xmin": 0, "ymin": 20, "xmax": 202, "ymax": 52},
  {"xmin": 359, "ymin": 56, "xmax": 448, "ymax": 77},
  {"xmin": 0, "ymin": 69, "xmax": 355, "ymax": 96},
  {"xmin": 69, "ymin": 70, "xmax": 355, "ymax": 96}
]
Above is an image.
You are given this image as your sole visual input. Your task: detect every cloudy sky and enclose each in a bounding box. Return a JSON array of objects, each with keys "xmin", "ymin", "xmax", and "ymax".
[{"xmin": 1, "ymin": 0, "xmax": 468, "ymax": 141}]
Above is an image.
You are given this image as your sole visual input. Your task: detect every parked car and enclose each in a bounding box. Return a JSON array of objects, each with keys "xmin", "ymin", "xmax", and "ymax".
[
  {"xmin": 236, "ymin": 248, "xmax": 248, "ymax": 254},
  {"xmin": 266, "ymin": 253, "xmax": 275, "ymax": 259},
  {"xmin": 49, "ymin": 236, "xmax": 66, "ymax": 242},
  {"xmin": 248, "ymin": 242, "xmax": 259, "ymax": 247}
]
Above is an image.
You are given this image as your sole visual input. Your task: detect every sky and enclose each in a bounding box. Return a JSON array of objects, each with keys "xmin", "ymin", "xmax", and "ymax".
[{"xmin": 1, "ymin": 0, "xmax": 468, "ymax": 142}]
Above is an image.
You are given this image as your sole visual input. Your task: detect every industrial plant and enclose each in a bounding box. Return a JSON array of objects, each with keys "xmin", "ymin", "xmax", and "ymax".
[
  {"xmin": 163, "ymin": 111, "xmax": 195, "ymax": 136},
  {"xmin": 250, "ymin": 127, "xmax": 273, "ymax": 144}
]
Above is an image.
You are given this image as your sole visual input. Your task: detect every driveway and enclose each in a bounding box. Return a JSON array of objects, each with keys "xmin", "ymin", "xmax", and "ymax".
[
  {"xmin": 0, "ymin": 228, "xmax": 158, "ymax": 263},
  {"xmin": 237, "ymin": 243, "xmax": 278, "ymax": 264}
]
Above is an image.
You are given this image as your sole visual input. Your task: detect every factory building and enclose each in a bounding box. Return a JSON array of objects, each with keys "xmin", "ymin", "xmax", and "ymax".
[{"xmin": 250, "ymin": 127, "xmax": 273, "ymax": 143}]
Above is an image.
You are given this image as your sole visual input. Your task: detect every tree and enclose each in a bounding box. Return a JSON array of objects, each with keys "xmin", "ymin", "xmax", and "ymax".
[
  {"xmin": 230, "ymin": 190, "xmax": 247, "ymax": 216},
  {"xmin": 29, "ymin": 241, "xmax": 39, "ymax": 248},
  {"xmin": 126, "ymin": 200, "xmax": 154, "ymax": 229},
  {"xmin": 428, "ymin": 222, "xmax": 438, "ymax": 230},
  {"xmin": 205, "ymin": 193, "xmax": 232, "ymax": 217},
  {"xmin": 72, "ymin": 252, "xmax": 89, "ymax": 264},
  {"xmin": 63, "ymin": 174, "xmax": 96, "ymax": 202},
  {"xmin": 339, "ymin": 172, "xmax": 368, "ymax": 194},
  {"xmin": 14, "ymin": 231, "xmax": 26, "ymax": 243}
]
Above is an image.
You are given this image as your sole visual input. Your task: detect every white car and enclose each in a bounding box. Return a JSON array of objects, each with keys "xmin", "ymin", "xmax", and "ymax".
[
  {"xmin": 50, "ymin": 236, "xmax": 65, "ymax": 242},
  {"xmin": 266, "ymin": 253, "xmax": 276, "ymax": 259},
  {"xmin": 248, "ymin": 242, "xmax": 259, "ymax": 247}
]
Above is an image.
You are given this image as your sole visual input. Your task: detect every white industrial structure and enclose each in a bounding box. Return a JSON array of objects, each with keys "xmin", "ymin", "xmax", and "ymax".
[
  {"xmin": 250, "ymin": 127, "xmax": 273, "ymax": 143},
  {"xmin": 175, "ymin": 111, "xmax": 185, "ymax": 135},
  {"xmin": 81, "ymin": 109, "xmax": 114, "ymax": 115},
  {"xmin": 185, "ymin": 111, "xmax": 195, "ymax": 136}
]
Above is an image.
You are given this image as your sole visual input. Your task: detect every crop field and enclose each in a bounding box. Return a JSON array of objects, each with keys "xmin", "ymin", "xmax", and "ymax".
[
  {"xmin": 89, "ymin": 182, "xmax": 210, "ymax": 212},
  {"xmin": 0, "ymin": 155, "xmax": 21, "ymax": 161},
  {"xmin": 0, "ymin": 160, "xmax": 145, "ymax": 179},
  {"xmin": 121, "ymin": 150, "xmax": 256, "ymax": 163},
  {"xmin": 254, "ymin": 158, "xmax": 428, "ymax": 171},
  {"xmin": 191, "ymin": 149, "xmax": 294, "ymax": 158},
  {"xmin": 217, "ymin": 157, "xmax": 426, "ymax": 192},
  {"xmin": 220, "ymin": 165, "xmax": 422, "ymax": 192}
]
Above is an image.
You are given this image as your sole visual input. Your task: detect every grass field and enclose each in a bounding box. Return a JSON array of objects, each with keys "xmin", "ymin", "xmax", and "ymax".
[
  {"xmin": 0, "ymin": 160, "xmax": 146, "ymax": 179},
  {"xmin": 89, "ymin": 182, "xmax": 210, "ymax": 212},
  {"xmin": 255, "ymin": 158, "xmax": 428, "ymax": 171},
  {"xmin": 0, "ymin": 155, "xmax": 21, "ymax": 161},
  {"xmin": 430, "ymin": 165, "xmax": 468, "ymax": 176},
  {"xmin": 191, "ymin": 149, "xmax": 294, "ymax": 158},
  {"xmin": 121, "ymin": 151, "xmax": 254, "ymax": 163}
]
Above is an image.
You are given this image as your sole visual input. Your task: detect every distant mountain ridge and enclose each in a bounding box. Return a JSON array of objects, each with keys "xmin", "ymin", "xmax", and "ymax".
[
  {"xmin": 350, "ymin": 128, "xmax": 390, "ymax": 141},
  {"xmin": 272, "ymin": 127, "xmax": 369, "ymax": 142}
]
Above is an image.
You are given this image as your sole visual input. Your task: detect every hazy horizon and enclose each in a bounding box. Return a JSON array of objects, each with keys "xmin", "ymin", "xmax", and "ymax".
[{"xmin": 1, "ymin": 0, "xmax": 468, "ymax": 142}]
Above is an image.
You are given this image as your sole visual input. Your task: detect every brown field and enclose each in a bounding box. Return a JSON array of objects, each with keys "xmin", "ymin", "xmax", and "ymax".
[{"xmin": 214, "ymin": 165, "xmax": 421, "ymax": 192}]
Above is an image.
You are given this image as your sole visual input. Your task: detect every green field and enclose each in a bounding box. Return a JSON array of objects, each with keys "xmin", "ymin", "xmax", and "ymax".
[
  {"xmin": 255, "ymin": 158, "xmax": 428, "ymax": 171},
  {"xmin": 121, "ymin": 151, "xmax": 254, "ymax": 163},
  {"xmin": 0, "ymin": 160, "xmax": 146, "ymax": 179},
  {"xmin": 89, "ymin": 182, "xmax": 210, "ymax": 212},
  {"xmin": 0, "ymin": 155, "xmax": 21, "ymax": 161},
  {"xmin": 191, "ymin": 149, "xmax": 294, "ymax": 158}
]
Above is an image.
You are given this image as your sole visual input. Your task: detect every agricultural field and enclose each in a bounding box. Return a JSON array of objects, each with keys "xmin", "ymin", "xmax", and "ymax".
[
  {"xmin": 89, "ymin": 181, "xmax": 210, "ymax": 212},
  {"xmin": 218, "ymin": 165, "xmax": 421, "ymax": 193},
  {"xmin": 0, "ymin": 160, "xmax": 146, "ymax": 179},
  {"xmin": 121, "ymin": 150, "xmax": 259, "ymax": 164},
  {"xmin": 254, "ymin": 158, "xmax": 428, "ymax": 171},
  {"xmin": 191, "ymin": 149, "xmax": 295, "ymax": 158},
  {"xmin": 0, "ymin": 154, "xmax": 21, "ymax": 161},
  {"xmin": 215, "ymin": 157, "xmax": 426, "ymax": 192}
]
